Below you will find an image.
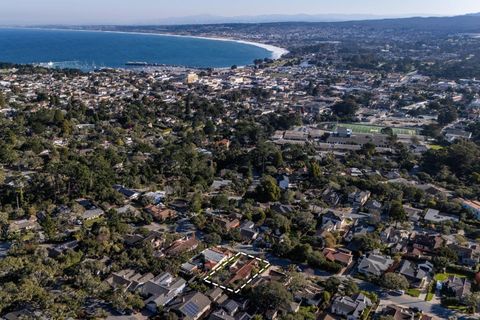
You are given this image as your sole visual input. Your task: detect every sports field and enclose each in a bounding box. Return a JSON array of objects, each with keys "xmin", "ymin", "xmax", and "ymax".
[{"xmin": 333, "ymin": 123, "xmax": 418, "ymax": 136}]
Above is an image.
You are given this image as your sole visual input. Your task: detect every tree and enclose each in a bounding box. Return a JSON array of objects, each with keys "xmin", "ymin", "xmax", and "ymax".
[
  {"xmin": 291, "ymin": 243, "xmax": 312, "ymax": 263},
  {"xmin": 388, "ymin": 200, "xmax": 407, "ymax": 222},
  {"xmin": 438, "ymin": 107, "xmax": 458, "ymax": 126},
  {"xmin": 203, "ymin": 120, "xmax": 216, "ymax": 135},
  {"xmin": 111, "ymin": 290, "xmax": 145, "ymax": 312},
  {"xmin": 0, "ymin": 92, "xmax": 5, "ymax": 107},
  {"xmin": 323, "ymin": 232, "xmax": 337, "ymax": 248},
  {"xmin": 353, "ymin": 234, "xmax": 381, "ymax": 252},
  {"xmin": 256, "ymin": 175, "xmax": 281, "ymax": 202},
  {"xmin": 361, "ymin": 142, "xmax": 376, "ymax": 156},
  {"xmin": 308, "ymin": 161, "xmax": 321, "ymax": 180},
  {"xmin": 211, "ymin": 194, "xmax": 229, "ymax": 210},
  {"xmin": 321, "ymin": 291, "xmax": 331, "ymax": 309},
  {"xmin": 293, "ymin": 211, "xmax": 315, "ymax": 232},
  {"xmin": 204, "ymin": 232, "xmax": 222, "ymax": 245},
  {"xmin": 251, "ymin": 281, "xmax": 292, "ymax": 310},
  {"xmin": 269, "ymin": 214, "xmax": 291, "ymax": 234},
  {"xmin": 380, "ymin": 273, "xmax": 409, "ymax": 291},
  {"xmin": 464, "ymin": 292, "xmax": 480, "ymax": 313},
  {"xmin": 190, "ymin": 192, "xmax": 202, "ymax": 213},
  {"xmin": 331, "ymin": 99, "xmax": 358, "ymax": 119},
  {"xmin": 381, "ymin": 127, "xmax": 394, "ymax": 135},
  {"xmin": 343, "ymin": 280, "xmax": 359, "ymax": 296},
  {"xmin": 432, "ymin": 256, "xmax": 450, "ymax": 272},
  {"xmin": 288, "ymin": 271, "xmax": 308, "ymax": 292},
  {"xmin": 324, "ymin": 277, "xmax": 341, "ymax": 295},
  {"xmin": 0, "ymin": 168, "xmax": 5, "ymax": 185},
  {"xmin": 436, "ymin": 247, "xmax": 458, "ymax": 264}
]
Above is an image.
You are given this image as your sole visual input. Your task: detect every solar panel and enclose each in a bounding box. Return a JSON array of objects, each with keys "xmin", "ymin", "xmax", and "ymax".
[{"xmin": 183, "ymin": 301, "xmax": 200, "ymax": 317}]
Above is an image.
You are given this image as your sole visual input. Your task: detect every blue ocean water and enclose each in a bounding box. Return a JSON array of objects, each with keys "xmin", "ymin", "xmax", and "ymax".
[{"xmin": 0, "ymin": 28, "xmax": 272, "ymax": 71}]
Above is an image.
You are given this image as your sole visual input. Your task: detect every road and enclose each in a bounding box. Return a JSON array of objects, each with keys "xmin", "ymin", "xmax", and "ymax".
[
  {"xmin": 224, "ymin": 250, "xmax": 478, "ymax": 319},
  {"xmin": 356, "ymin": 278, "xmax": 477, "ymax": 320}
]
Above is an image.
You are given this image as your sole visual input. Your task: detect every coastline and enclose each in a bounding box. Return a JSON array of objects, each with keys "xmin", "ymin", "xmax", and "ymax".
[{"xmin": 7, "ymin": 26, "xmax": 289, "ymax": 60}]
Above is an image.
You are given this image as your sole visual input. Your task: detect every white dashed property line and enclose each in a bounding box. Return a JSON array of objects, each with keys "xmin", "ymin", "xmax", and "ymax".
[{"xmin": 201, "ymin": 251, "xmax": 271, "ymax": 293}]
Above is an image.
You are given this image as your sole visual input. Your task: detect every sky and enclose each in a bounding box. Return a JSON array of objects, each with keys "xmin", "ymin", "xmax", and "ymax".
[{"xmin": 0, "ymin": 0, "xmax": 480, "ymax": 25}]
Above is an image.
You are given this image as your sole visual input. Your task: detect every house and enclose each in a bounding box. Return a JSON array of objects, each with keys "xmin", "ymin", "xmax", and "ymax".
[
  {"xmin": 357, "ymin": 252, "xmax": 394, "ymax": 277},
  {"xmin": 227, "ymin": 259, "xmax": 260, "ymax": 286},
  {"xmin": 8, "ymin": 217, "xmax": 40, "ymax": 234},
  {"xmin": 277, "ymin": 175, "xmax": 290, "ymax": 190},
  {"xmin": 171, "ymin": 291, "xmax": 211, "ymax": 320},
  {"xmin": 0, "ymin": 242, "xmax": 11, "ymax": 259},
  {"xmin": 460, "ymin": 198, "xmax": 480, "ymax": 219},
  {"xmin": 106, "ymin": 269, "xmax": 154, "ymax": 292},
  {"xmin": 143, "ymin": 191, "xmax": 166, "ymax": 205},
  {"xmin": 321, "ymin": 211, "xmax": 348, "ymax": 232},
  {"xmin": 48, "ymin": 240, "xmax": 79, "ymax": 257},
  {"xmin": 143, "ymin": 272, "xmax": 186, "ymax": 312},
  {"xmin": 116, "ymin": 205, "xmax": 140, "ymax": 217},
  {"xmin": 211, "ymin": 179, "xmax": 232, "ymax": 192},
  {"xmin": 380, "ymin": 305, "xmax": 415, "ymax": 320},
  {"xmin": 82, "ymin": 208, "xmax": 105, "ymax": 221},
  {"xmin": 201, "ymin": 248, "xmax": 230, "ymax": 271},
  {"xmin": 348, "ymin": 191, "xmax": 371, "ymax": 207},
  {"xmin": 403, "ymin": 205, "xmax": 423, "ymax": 223},
  {"xmin": 165, "ymin": 234, "xmax": 199, "ymax": 256},
  {"xmin": 380, "ymin": 227, "xmax": 410, "ymax": 254},
  {"xmin": 335, "ymin": 127, "xmax": 352, "ymax": 137},
  {"xmin": 348, "ymin": 168, "xmax": 363, "ymax": 177},
  {"xmin": 444, "ymin": 129, "xmax": 472, "ymax": 142},
  {"xmin": 143, "ymin": 231, "xmax": 166, "ymax": 249},
  {"xmin": 210, "ymin": 310, "xmax": 235, "ymax": 320},
  {"xmin": 396, "ymin": 260, "xmax": 433, "ymax": 288},
  {"xmin": 364, "ymin": 199, "xmax": 383, "ymax": 215},
  {"xmin": 145, "ymin": 205, "xmax": 177, "ymax": 221},
  {"xmin": 113, "ymin": 185, "xmax": 141, "ymax": 201},
  {"xmin": 212, "ymin": 215, "xmax": 240, "ymax": 231},
  {"xmin": 270, "ymin": 203, "xmax": 295, "ymax": 215},
  {"xmin": 449, "ymin": 243, "xmax": 480, "ymax": 267},
  {"xmin": 424, "ymin": 208, "xmax": 458, "ymax": 224},
  {"xmin": 293, "ymin": 282, "xmax": 324, "ymax": 306},
  {"xmin": 239, "ymin": 221, "xmax": 259, "ymax": 242},
  {"xmin": 322, "ymin": 248, "xmax": 354, "ymax": 267},
  {"xmin": 330, "ymin": 293, "xmax": 372, "ymax": 320},
  {"xmin": 322, "ymin": 188, "xmax": 341, "ymax": 207},
  {"xmin": 410, "ymin": 233, "xmax": 444, "ymax": 255},
  {"xmin": 344, "ymin": 221, "xmax": 375, "ymax": 242},
  {"xmin": 444, "ymin": 276, "xmax": 472, "ymax": 299}
]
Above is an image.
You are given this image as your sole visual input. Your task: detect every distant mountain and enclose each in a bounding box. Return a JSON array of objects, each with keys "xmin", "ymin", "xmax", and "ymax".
[
  {"xmin": 332, "ymin": 14, "xmax": 480, "ymax": 33},
  {"xmin": 135, "ymin": 13, "xmax": 422, "ymax": 25}
]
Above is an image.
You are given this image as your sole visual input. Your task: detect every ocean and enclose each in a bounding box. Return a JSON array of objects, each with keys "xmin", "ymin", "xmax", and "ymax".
[{"xmin": 0, "ymin": 28, "xmax": 275, "ymax": 71}]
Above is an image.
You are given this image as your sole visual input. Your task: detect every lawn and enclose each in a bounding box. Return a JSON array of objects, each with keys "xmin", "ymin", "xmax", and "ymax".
[
  {"xmin": 332, "ymin": 123, "xmax": 418, "ymax": 136},
  {"xmin": 426, "ymin": 292, "xmax": 434, "ymax": 301},
  {"xmin": 429, "ymin": 145, "xmax": 444, "ymax": 150},
  {"xmin": 406, "ymin": 288, "xmax": 421, "ymax": 297},
  {"xmin": 434, "ymin": 273, "xmax": 466, "ymax": 282},
  {"xmin": 84, "ymin": 217, "xmax": 105, "ymax": 228}
]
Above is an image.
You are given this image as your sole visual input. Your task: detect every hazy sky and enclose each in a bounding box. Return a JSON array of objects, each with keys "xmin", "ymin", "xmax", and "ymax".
[{"xmin": 1, "ymin": 0, "xmax": 479, "ymax": 25}]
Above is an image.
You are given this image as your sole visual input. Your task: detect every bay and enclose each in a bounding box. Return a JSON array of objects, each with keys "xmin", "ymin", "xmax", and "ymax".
[{"xmin": 0, "ymin": 28, "xmax": 273, "ymax": 71}]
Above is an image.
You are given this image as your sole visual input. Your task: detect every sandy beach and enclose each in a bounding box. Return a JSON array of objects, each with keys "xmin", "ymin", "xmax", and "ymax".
[{"xmin": 19, "ymin": 27, "xmax": 289, "ymax": 60}]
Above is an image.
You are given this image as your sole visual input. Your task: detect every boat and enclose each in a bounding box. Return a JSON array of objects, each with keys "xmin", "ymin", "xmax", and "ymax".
[{"xmin": 125, "ymin": 61, "xmax": 149, "ymax": 66}]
